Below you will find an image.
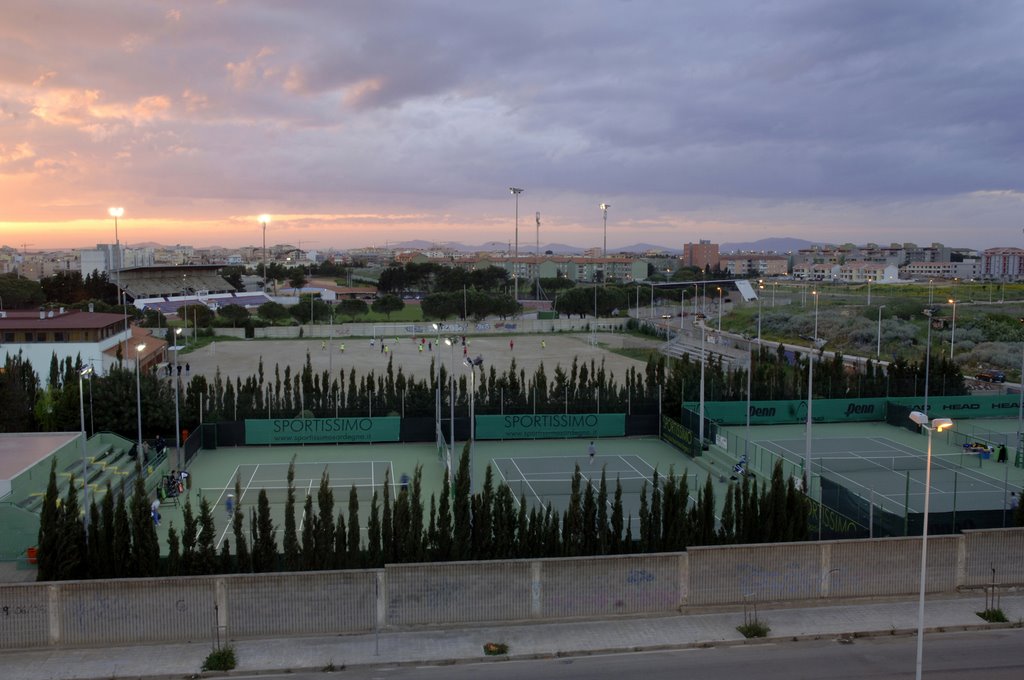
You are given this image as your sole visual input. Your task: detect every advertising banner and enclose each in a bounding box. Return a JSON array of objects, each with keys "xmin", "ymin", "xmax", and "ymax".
[
  {"xmin": 474, "ymin": 413, "xmax": 625, "ymax": 440},
  {"xmin": 245, "ymin": 417, "xmax": 401, "ymax": 445}
]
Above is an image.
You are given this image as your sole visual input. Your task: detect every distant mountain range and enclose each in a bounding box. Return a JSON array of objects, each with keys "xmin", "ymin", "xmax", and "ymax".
[{"xmin": 719, "ymin": 237, "xmax": 818, "ymax": 253}]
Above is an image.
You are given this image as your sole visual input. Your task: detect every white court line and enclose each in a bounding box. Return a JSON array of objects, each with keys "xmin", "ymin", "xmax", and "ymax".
[
  {"xmin": 618, "ymin": 454, "xmax": 644, "ymax": 478},
  {"xmin": 216, "ymin": 464, "xmax": 261, "ymax": 550},
  {"xmin": 297, "ymin": 479, "xmax": 314, "ymax": 533},
  {"xmin": 510, "ymin": 458, "xmax": 545, "ymax": 508}
]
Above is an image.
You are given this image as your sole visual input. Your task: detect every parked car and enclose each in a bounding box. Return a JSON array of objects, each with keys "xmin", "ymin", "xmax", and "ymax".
[{"xmin": 976, "ymin": 370, "xmax": 1006, "ymax": 383}]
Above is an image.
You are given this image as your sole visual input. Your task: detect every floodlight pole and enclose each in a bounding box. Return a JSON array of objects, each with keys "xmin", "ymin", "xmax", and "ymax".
[
  {"xmin": 909, "ymin": 412, "xmax": 954, "ymax": 680},
  {"xmin": 600, "ymin": 203, "xmax": 610, "ymax": 285},
  {"xmin": 78, "ymin": 366, "xmax": 93, "ymax": 526},
  {"xmin": 135, "ymin": 343, "xmax": 147, "ymax": 454},
  {"xmin": 948, "ymin": 298, "xmax": 957, "ymax": 361},
  {"xmin": 804, "ymin": 290, "xmax": 818, "ymax": 488},
  {"xmin": 923, "ymin": 308, "xmax": 933, "ymax": 415},
  {"xmin": 173, "ymin": 328, "xmax": 182, "ymax": 469},
  {"xmin": 697, "ymin": 315, "xmax": 706, "ymax": 448},
  {"xmin": 510, "ymin": 187, "xmax": 524, "ymax": 304}
]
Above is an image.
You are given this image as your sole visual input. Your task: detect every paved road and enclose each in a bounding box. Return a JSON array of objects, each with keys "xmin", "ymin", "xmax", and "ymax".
[{"xmin": 226, "ymin": 629, "xmax": 1024, "ymax": 680}]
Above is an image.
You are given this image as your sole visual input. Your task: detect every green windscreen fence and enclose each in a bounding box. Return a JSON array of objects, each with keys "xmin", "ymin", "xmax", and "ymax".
[{"xmin": 689, "ymin": 395, "xmax": 1024, "ymax": 426}]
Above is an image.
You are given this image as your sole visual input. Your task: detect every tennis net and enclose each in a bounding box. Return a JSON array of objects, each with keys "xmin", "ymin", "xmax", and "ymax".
[
  {"xmin": 200, "ymin": 484, "xmax": 387, "ymax": 505},
  {"xmin": 814, "ymin": 452, "xmax": 980, "ymax": 474}
]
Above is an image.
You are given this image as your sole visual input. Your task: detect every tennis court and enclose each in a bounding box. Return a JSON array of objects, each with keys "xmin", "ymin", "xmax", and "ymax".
[
  {"xmin": 751, "ymin": 433, "xmax": 1013, "ymax": 515},
  {"xmin": 491, "ymin": 453, "xmax": 702, "ymax": 534},
  {"xmin": 201, "ymin": 460, "xmax": 399, "ymax": 549}
]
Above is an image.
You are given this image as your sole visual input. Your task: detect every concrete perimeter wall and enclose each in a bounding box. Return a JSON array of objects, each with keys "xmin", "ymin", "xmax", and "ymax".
[{"xmin": 2, "ymin": 528, "xmax": 1020, "ymax": 650}]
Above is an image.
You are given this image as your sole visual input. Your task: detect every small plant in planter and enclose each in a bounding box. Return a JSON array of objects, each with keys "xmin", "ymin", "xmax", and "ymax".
[
  {"xmin": 202, "ymin": 645, "xmax": 237, "ymax": 671},
  {"xmin": 483, "ymin": 642, "xmax": 509, "ymax": 656},
  {"xmin": 737, "ymin": 619, "xmax": 771, "ymax": 638},
  {"xmin": 977, "ymin": 608, "xmax": 1008, "ymax": 623}
]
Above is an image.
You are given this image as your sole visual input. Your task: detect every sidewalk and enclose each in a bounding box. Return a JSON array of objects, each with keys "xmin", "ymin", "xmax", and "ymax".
[{"xmin": 3, "ymin": 592, "xmax": 1022, "ymax": 680}]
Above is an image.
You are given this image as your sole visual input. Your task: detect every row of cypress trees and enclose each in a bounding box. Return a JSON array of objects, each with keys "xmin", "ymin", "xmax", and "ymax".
[{"xmin": 37, "ymin": 445, "xmax": 816, "ymax": 580}]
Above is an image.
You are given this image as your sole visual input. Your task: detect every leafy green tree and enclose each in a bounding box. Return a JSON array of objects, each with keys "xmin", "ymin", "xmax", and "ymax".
[
  {"xmin": 218, "ymin": 304, "xmax": 251, "ymax": 326},
  {"xmin": 371, "ymin": 294, "xmax": 405, "ymax": 319},
  {"xmin": 337, "ymin": 299, "xmax": 369, "ymax": 321},
  {"xmin": 258, "ymin": 301, "xmax": 291, "ymax": 324},
  {"xmin": 178, "ymin": 303, "xmax": 215, "ymax": 328},
  {"xmin": 0, "ymin": 273, "xmax": 45, "ymax": 308}
]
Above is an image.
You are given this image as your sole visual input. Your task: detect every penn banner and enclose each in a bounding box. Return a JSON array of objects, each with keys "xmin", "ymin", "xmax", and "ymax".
[
  {"xmin": 684, "ymin": 399, "xmax": 886, "ymax": 425},
  {"xmin": 245, "ymin": 417, "xmax": 401, "ymax": 445},
  {"xmin": 475, "ymin": 413, "xmax": 625, "ymax": 440}
]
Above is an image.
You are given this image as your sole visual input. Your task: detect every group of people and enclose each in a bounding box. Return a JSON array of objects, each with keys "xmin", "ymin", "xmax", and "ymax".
[{"xmin": 962, "ymin": 441, "xmax": 1010, "ymax": 463}]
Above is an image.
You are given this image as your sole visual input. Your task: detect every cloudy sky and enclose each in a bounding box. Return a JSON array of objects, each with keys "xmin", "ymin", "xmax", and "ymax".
[{"xmin": 2, "ymin": 1, "xmax": 1023, "ymax": 252}]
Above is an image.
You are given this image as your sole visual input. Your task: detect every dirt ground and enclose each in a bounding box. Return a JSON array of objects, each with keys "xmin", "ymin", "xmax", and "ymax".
[{"xmin": 176, "ymin": 331, "xmax": 663, "ymax": 385}]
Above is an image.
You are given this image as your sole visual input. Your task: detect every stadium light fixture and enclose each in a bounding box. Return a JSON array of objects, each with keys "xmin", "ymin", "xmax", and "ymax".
[
  {"xmin": 510, "ymin": 188, "xmax": 524, "ymax": 303},
  {"xmin": 135, "ymin": 343, "xmax": 146, "ymax": 454}
]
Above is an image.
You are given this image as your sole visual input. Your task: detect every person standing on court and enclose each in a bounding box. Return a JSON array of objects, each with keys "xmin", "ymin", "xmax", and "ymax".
[
  {"xmin": 225, "ymin": 493, "xmax": 234, "ymax": 519},
  {"xmin": 587, "ymin": 441, "xmax": 596, "ymax": 465},
  {"xmin": 998, "ymin": 444, "xmax": 1008, "ymax": 463}
]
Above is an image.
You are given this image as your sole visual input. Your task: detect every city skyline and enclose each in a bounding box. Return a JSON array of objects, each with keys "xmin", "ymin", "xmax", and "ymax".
[{"xmin": 2, "ymin": 3, "xmax": 1024, "ymax": 251}]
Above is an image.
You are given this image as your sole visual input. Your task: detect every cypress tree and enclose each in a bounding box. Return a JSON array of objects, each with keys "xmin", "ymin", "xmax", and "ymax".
[
  {"xmin": 408, "ymin": 466, "xmax": 425, "ymax": 561},
  {"xmin": 98, "ymin": 482, "xmax": 115, "ymax": 578},
  {"xmin": 624, "ymin": 514, "xmax": 634, "ymax": 551},
  {"xmin": 563, "ymin": 465, "xmax": 583, "ymax": 556},
  {"xmin": 491, "ymin": 484, "xmax": 515, "ymax": 559},
  {"xmin": 649, "ymin": 469, "xmax": 662, "ymax": 552},
  {"xmin": 515, "ymin": 495, "xmax": 529, "ymax": 558},
  {"xmin": 732, "ymin": 478, "xmax": 744, "ymax": 543},
  {"xmin": 660, "ymin": 468, "xmax": 678, "ymax": 551},
  {"xmin": 473, "ymin": 466, "xmax": 495, "ymax": 559},
  {"xmin": 219, "ymin": 538, "xmax": 233, "ymax": 573},
  {"xmin": 785, "ymin": 476, "xmax": 811, "ymax": 541},
  {"xmin": 367, "ymin": 490, "xmax": 381, "ymax": 567},
  {"xmin": 87, "ymin": 501, "xmax": 102, "ymax": 578},
  {"xmin": 719, "ymin": 483, "xmax": 736, "ymax": 544},
  {"xmin": 392, "ymin": 487, "xmax": 411, "ymax": 563},
  {"xmin": 314, "ymin": 471, "xmax": 335, "ymax": 569},
  {"xmin": 765, "ymin": 460, "xmax": 787, "ymax": 543},
  {"xmin": 232, "ymin": 477, "xmax": 251, "ymax": 573},
  {"xmin": 37, "ymin": 459, "xmax": 60, "ymax": 581},
  {"xmin": 610, "ymin": 478, "xmax": 624, "ymax": 554},
  {"xmin": 581, "ymin": 479, "xmax": 598, "ymax": 555},
  {"xmin": 334, "ymin": 510, "xmax": 346, "ymax": 568},
  {"xmin": 452, "ymin": 445, "xmax": 471, "ymax": 560},
  {"xmin": 347, "ymin": 485, "xmax": 361, "ymax": 566},
  {"xmin": 435, "ymin": 468, "xmax": 454, "ymax": 560},
  {"xmin": 252, "ymin": 489, "xmax": 277, "ymax": 572},
  {"xmin": 637, "ymin": 483, "xmax": 649, "ymax": 552},
  {"xmin": 300, "ymin": 493, "xmax": 316, "ymax": 570},
  {"xmin": 1015, "ymin": 486, "xmax": 1024, "ymax": 527},
  {"xmin": 526, "ymin": 506, "xmax": 542, "ymax": 557},
  {"xmin": 181, "ymin": 497, "xmax": 197, "ymax": 575},
  {"xmin": 166, "ymin": 523, "xmax": 181, "ymax": 576},
  {"xmin": 426, "ymin": 495, "xmax": 438, "ymax": 559},
  {"xmin": 381, "ymin": 469, "xmax": 393, "ymax": 562},
  {"xmin": 544, "ymin": 505, "xmax": 560, "ymax": 556},
  {"xmin": 129, "ymin": 464, "xmax": 159, "ymax": 577},
  {"xmin": 111, "ymin": 485, "xmax": 132, "ymax": 578},
  {"xmin": 596, "ymin": 469, "xmax": 609, "ymax": 555},
  {"xmin": 696, "ymin": 475, "xmax": 716, "ymax": 546},
  {"xmin": 195, "ymin": 497, "xmax": 217, "ymax": 575},
  {"xmin": 56, "ymin": 475, "xmax": 87, "ymax": 581},
  {"xmin": 282, "ymin": 458, "xmax": 300, "ymax": 571}
]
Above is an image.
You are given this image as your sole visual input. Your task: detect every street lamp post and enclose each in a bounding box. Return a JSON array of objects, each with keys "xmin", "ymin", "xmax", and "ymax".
[
  {"xmin": 757, "ymin": 282, "xmax": 764, "ymax": 345},
  {"xmin": 867, "ymin": 277, "xmax": 872, "ymax": 306},
  {"xmin": 444, "ymin": 337, "xmax": 456, "ymax": 464},
  {"xmin": 259, "ymin": 215, "xmax": 271, "ymax": 291},
  {"xmin": 877, "ymin": 304, "xmax": 886, "ymax": 358},
  {"xmin": 510, "ymin": 187, "xmax": 524, "ymax": 304},
  {"xmin": 908, "ymin": 411, "xmax": 954, "ymax": 680},
  {"xmin": 464, "ymin": 358, "xmax": 478, "ymax": 493},
  {"xmin": 948, "ymin": 298, "xmax": 957, "ymax": 361},
  {"xmin": 173, "ymin": 328, "xmax": 183, "ymax": 469},
  {"xmin": 78, "ymin": 366, "xmax": 93, "ymax": 524},
  {"xmin": 134, "ymin": 343, "xmax": 147, "ymax": 454}
]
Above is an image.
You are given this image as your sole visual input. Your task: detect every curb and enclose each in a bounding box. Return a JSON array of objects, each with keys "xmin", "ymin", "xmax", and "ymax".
[{"xmin": 63, "ymin": 621, "xmax": 1019, "ymax": 680}]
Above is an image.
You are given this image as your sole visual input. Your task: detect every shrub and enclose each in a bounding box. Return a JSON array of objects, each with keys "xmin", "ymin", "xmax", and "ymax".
[{"xmin": 202, "ymin": 646, "xmax": 237, "ymax": 671}]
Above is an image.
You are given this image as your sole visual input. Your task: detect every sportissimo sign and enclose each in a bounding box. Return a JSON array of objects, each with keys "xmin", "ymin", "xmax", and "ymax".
[
  {"xmin": 245, "ymin": 417, "xmax": 400, "ymax": 444},
  {"xmin": 475, "ymin": 414, "xmax": 625, "ymax": 440}
]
